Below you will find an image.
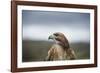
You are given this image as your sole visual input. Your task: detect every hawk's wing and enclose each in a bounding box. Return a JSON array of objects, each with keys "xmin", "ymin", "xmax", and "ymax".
[
  {"xmin": 66, "ymin": 48, "xmax": 77, "ymax": 60},
  {"xmin": 45, "ymin": 45, "xmax": 76, "ymax": 61},
  {"xmin": 45, "ymin": 46, "xmax": 55, "ymax": 61},
  {"xmin": 45, "ymin": 44, "xmax": 64, "ymax": 61}
]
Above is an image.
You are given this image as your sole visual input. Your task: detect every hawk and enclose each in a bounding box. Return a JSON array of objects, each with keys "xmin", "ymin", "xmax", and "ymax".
[{"xmin": 45, "ymin": 32, "xmax": 76, "ymax": 61}]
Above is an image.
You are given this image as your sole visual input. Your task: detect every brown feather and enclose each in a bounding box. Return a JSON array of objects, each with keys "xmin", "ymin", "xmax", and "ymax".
[{"xmin": 45, "ymin": 32, "xmax": 76, "ymax": 61}]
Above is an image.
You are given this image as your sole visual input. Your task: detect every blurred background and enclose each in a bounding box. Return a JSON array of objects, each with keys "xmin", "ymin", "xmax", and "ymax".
[{"xmin": 22, "ymin": 10, "xmax": 90, "ymax": 62}]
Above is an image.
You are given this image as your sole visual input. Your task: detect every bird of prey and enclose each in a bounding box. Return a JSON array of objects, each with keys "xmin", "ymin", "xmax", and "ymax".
[{"xmin": 45, "ymin": 32, "xmax": 76, "ymax": 61}]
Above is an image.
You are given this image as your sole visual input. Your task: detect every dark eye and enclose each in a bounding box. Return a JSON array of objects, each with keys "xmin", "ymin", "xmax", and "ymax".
[{"xmin": 54, "ymin": 33, "xmax": 59, "ymax": 36}]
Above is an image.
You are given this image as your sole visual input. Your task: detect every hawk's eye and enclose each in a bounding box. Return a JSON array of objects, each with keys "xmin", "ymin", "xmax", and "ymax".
[{"xmin": 54, "ymin": 33, "xmax": 59, "ymax": 36}]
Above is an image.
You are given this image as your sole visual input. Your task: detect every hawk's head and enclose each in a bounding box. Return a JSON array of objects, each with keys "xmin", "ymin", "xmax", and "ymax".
[{"xmin": 48, "ymin": 32, "xmax": 70, "ymax": 49}]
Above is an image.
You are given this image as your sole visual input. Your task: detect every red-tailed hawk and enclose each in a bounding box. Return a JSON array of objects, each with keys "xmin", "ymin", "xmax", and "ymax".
[{"xmin": 45, "ymin": 32, "xmax": 76, "ymax": 61}]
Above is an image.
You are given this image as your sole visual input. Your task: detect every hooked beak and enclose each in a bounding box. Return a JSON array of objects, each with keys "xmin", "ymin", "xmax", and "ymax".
[{"xmin": 48, "ymin": 35, "xmax": 55, "ymax": 40}]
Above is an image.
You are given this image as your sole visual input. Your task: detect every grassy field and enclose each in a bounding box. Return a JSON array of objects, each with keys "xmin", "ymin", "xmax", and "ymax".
[{"xmin": 22, "ymin": 40, "xmax": 90, "ymax": 62}]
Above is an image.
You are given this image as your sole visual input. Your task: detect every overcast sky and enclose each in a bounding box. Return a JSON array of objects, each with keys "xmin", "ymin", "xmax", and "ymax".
[{"xmin": 22, "ymin": 10, "xmax": 90, "ymax": 43}]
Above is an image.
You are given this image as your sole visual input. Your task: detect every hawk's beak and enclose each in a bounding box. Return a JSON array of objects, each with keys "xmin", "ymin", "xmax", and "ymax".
[{"xmin": 48, "ymin": 35, "xmax": 55, "ymax": 40}]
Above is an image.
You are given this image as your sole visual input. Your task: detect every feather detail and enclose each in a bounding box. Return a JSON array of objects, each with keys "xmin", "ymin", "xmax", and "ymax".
[{"xmin": 45, "ymin": 32, "xmax": 76, "ymax": 61}]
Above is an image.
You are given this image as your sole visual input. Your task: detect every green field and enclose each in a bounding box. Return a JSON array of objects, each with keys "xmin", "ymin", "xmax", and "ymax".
[{"xmin": 22, "ymin": 40, "xmax": 90, "ymax": 62}]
